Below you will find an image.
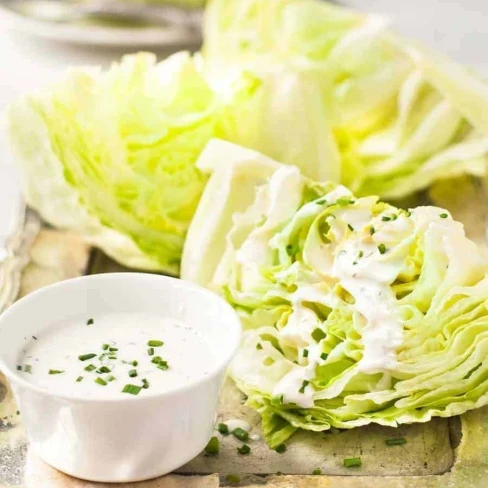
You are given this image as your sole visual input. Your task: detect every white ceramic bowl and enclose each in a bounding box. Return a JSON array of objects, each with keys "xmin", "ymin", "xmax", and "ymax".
[{"xmin": 0, "ymin": 273, "xmax": 241, "ymax": 483}]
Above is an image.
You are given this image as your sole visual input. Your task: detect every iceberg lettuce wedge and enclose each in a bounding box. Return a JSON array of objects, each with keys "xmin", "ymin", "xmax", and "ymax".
[{"xmin": 183, "ymin": 141, "xmax": 488, "ymax": 447}]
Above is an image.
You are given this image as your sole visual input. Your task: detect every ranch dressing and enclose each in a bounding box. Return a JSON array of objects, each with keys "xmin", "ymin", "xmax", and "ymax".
[{"xmin": 17, "ymin": 312, "xmax": 214, "ymax": 398}]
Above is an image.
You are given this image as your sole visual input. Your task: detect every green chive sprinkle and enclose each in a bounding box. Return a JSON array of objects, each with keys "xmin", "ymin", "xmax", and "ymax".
[
  {"xmin": 343, "ymin": 457, "xmax": 362, "ymax": 468},
  {"xmin": 217, "ymin": 423, "xmax": 229, "ymax": 435},
  {"xmin": 148, "ymin": 340, "xmax": 164, "ymax": 347},
  {"xmin": 151, "ymin": 356, "xmax": 163, "ymax": 364},
  {"xmin": 237, "ymin": 444, "xmax": 250, "ymax": 455},
  {"xmin": 148, "ymin": 347, "xmax": 154, "ymax": 356},
  {"xmin": 358, "ymin": 250, "xmax": 364, "ymax": 258},
  {"xmin": 204, "ymin": 436, "xmax": 219, "ymax": 455},
  {"xmin": 271, "ymin": 395, "xmax": 283, "ymax": 406},
  {"xmin": 122, "ymin": 384, "xmax": 142, "ymax": 395},
  {"xmin": 84, "ymin": 364, "xmax": 96, "ymax": 372},
  {"xmin": 405, "ymin": 210, "xmax": 412, "ymax": 217},
  {"xmin": 23, "ymin": 365, "xmax": 32, "ymax": 374},
  {"xmin": 378, "ymin": 243, "xmax": 387, "ymax": 255},
  {"xmin": 225, "ymin": 474, "xmax": 241, "ymax": 484},
  {"xmin": 440, "ymin": 213, "xmax": 448, "ymax": 219},
  {"xmin": 370, "ymin": 226, "xmax": 375, "ymax": 235},
  {"xmin": 102, "ymin": 344, "xmax": 109, "ymax": 351},
  {"xmin": 386, "ymin": 438, "xmax": 407, "ymax": 446},
  {"xmin": 303, "ymin": 348, "xmax": 309, "ymax": 358},
  {"xmin": 382, "ymin": 216, "xmax": 391, "ymax": 221},
  {"xmin": 78, "ymin": 353, "xmax": 96, "ymax": 362},
  {"xmin": 95, "ymin": 377, "xmax": 107, "ymax": 386},
  {"xmin": 106, "ymin": 375, "xmax": 116, "ymax": 382},
  {"xmin": 232, "ymin": 428, "xmax": 249, "ymax": 442},
  {"xmin": 97, "ymin": 366, "xmax": 111, "ymax": 374},
  {"xmin": 16, "ymin": 365, "xmax": 22, "ymax": 371},
  {"xmin": 157, "ymin": 361, "xmax": 169, "ymax": 371},
  {"xmin": 86, "ymin": 318, "xmax": 94, "ymax": 326},
  {"xmin": 299, "ymin": 380, "xmax": 309, "ymax": 394},
  {"xmin": 337, "ymin": 197, "xmax": 354, "ymax": 206},
  {"xmin": 128, "ymin": 369, "xmax": 138, "ymax": 378},
  {"xmin": 108, "ymin": 355, "xmax": 117, "ymax": 360},
  {"xmin": 312, "ymin": 468, "xmax": 322, "ymax": 475},
  {"xmin": 76, "ymin": 376, "xmax": 83, "ymax": 382},
  {"xmin": 49, "ymin": 369, "xmax": 64, "ymax": 375},
  {"xmin": 132, "ymin": 360, "xmax": 138, "ymax": 367},
  {"xmin": 347, "ymin": 223, "xmax": 354, "ymax": 231},
  {"xmin": 256, "ymin": 343, "xmax": 263, "ymax": 350},
  {"xmin": 142, "ymin": 378, "xmax": 149, "ymax": 389},
  {"xmin": 311, "ymin": 328, "xmax": 326, "ymax": 342},
  {"xmin": 108, "ymin": 347, "xmax": 118, "ymax": 352},
  {"xmin": 275, "ymin": 443, "xmax": 287, "ymax": 454},
  {"xmin": 320, "ymin": 352, "xmax": 328, "ymax": 361}
]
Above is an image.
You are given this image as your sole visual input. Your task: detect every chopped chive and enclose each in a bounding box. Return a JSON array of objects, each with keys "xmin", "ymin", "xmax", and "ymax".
[
  {"xmin": 95, "ymin": 377, "xmax": 107, "ymax": 386},
  {"xmin": 122, "ymin": 384, "xmax": 142, "ymax": 395},
  {"xmin": 391, "ymin": 214, "xmax": 398, "ymax": 221},
  {"xmin": 382, "ymin": 216, "xmax": 391, "ymax": 221},
  {"xmin": 204, "ymin": 436, "xmax": 219, "ymax": 455},
  {"xmin": 102, "ymin": 344, "xmax": 109, "ymax": 351},
  {"xmin": 311, "ymin": 328, "xmax": 326, "ymax": 342},
  {"xmin": 312, "ymin": 468, "xmax": 322, "ymax": 475},
  {"xmin": 157, "ymin": 361, "xmax": 169, "ymax": 371},
  {"xmin": 151, "ymin": 356, "xmax": 163, "ymax": 364},
  {"xmin": 148, "ymin": 347, "xmax": 154, "ymax": 356},
  {"xmin": 316, "ymin": 198, "xmax": 326, "ymax": 205},
  {"xmin": 97, "ymin": 366, "xmax": 111, "ymax": 374},
  {"xmin": 303, "ymin": 348, "xmax": 309, "ymax": 358},
  {"xmin": 78, "ymin": 353, "xmax": 97, "ymax": 362},
  {"xmin": 23, "ymin": 364, "xmax": 32, "ymax": 374},
  {"xmin": 128, "ymin": 369, "xmax": 138, "ymax": 378},
  {"xmin": 358, "ymin": 250, "xmax": 364, "ymax": 258},
  {"xmin": 142, "ymin": 378, "xmax": 149, "ymax": 389},
  {"xmin": 106, "ymin": 375, "xmax": 116, "ymax": 382},
  {"xmin": 225, "ymin": 474, "xmax": 241, "ymax": 484},
  {"xmin": 48, "ymin": 369, "xmax": 64, "ymax": 375},
  {"xmin": 275, "ymin": 443, "xmax": 287, "ymax": 454},
  {"xmin": 148, "ymin": 340, "xmax": 164, "ymax": 347},
  {"xmin": 353, "ymin": 261, "xmax": 358, "ymax": 266},
  {"xmin": 232, "ymin": 428, "xmax": 249, "ymax": 442},
  {"xmin": 440, "ymin": 213, "xmax": 448, "ymax": 219},
  {"xmin": 108, "ymin": 347, "xmax": 118, "ymax": 352},
  {"xmin": 337, "ymin": 197, "xmax": 354, "ymax": 206},
  {"xmin": 84, "ymin": 364, "xmax": 96, "ymax": 372},
  {"xmin": 108, "ymin": 355, "xmax": 117, "ymax": 360},
  {"xmin": 378, "ymin": 243, "xmax": 387, "ymax": 255},
  {"xmin": 347, "ymin": 223, "xmax": 354, "ymax": 231},
  {"xmin": 343, "ymin": 457, "xmax": 362, "ymax": 468},
  {"xmin": 237, "ymin": 444, "xmax": 250, "ymax": 455},
  {"xmin": 16, "ymin": 365, "xmax": 22, "ymax": 371},
  {"xmin": 217, "ymin": 423, "xmax": 229, "ymax": 435},
  {"xmin": 299, "ymin": 380, "xmax": 310, "ymax": 394},
  {"xmin": 86, "ymin": 318, "xmax": 94, "ymax": 326},
  {"xmin": 132, "ymin": 360, "xmax": 138, "ymax": 367},
  {"xmin": 320, "ymin": 352, "xmax": 328, "ymax": 361},
  {"xmin": 256, "ymin": 343, "xmax": 263, "ymax": 350},
  {"xmin": 76, "ymin": 376, "xmax": 83, "ymax": 382},
  {"xmin": 405, "ymin": 210, "xmax": 412, "ymax": 217},
  {"xmin": 271, "ymin": 394, "xmax": 283, "ymax": 406},
  {"xmin": 386, "ymin": 438, "xmax": 407, "ymax": 446},
  {"xmin": 370, "ymin": 226, "xmax": 375, "ymax": 235}
]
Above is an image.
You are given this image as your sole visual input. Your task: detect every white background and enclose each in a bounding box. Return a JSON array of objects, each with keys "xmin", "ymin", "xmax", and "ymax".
[{"xmin": 0, "ymin": 0, "xmax": 488, "ymax": 242}]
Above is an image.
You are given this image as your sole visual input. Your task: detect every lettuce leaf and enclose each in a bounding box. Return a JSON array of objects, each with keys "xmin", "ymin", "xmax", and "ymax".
[
  {"xmin": 183, "ymin": 140, "xmax": 488, "ymax": 447},
  {"xmin": 8, "ymin": 52, "xmax": 218, "ymax": 274},
  {"xmin": 203, "ymin": 0, "xmax": 488, "ymax": 198}
]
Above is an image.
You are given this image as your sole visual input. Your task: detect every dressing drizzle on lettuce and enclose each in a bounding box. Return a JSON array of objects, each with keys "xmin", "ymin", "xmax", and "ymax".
[{"xmin": 203, "ymin": 158, "xmax": 488, "ymax": 448}]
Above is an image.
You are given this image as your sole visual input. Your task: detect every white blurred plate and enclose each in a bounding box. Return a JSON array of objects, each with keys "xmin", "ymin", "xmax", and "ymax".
[{"xmin": 0, "ymin": 1, "xmax": 201, "ymax": 47}]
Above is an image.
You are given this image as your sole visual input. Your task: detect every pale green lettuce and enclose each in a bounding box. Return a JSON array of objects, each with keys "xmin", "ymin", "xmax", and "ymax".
[
  {"xmin": 203, "ymin": 0, "xmax": 488, "ymax": 198},
  {"xmin": 8, "ymin": 52, "xmax": 218, "ymax": 274},
  {"xmin": 182, "ymin": 141, "xmax": 488, "ymax": 447}
]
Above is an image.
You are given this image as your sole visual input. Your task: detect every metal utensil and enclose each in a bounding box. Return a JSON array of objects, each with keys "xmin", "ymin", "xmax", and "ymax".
[{"xmin": 2, "ymin": 0, "xmax": 203, "ymax": 30}]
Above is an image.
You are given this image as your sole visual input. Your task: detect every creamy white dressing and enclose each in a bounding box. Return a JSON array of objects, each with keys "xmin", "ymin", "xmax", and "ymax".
[{"xmin": 18, "ymin": 313, "xmax": 214, "ymax": 398}]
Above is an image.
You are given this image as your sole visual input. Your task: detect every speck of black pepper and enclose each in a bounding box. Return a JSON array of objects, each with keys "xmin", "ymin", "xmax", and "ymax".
[{"xmin": 32, "ymin": 336, "xmax": 37, "ymax": 340}]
